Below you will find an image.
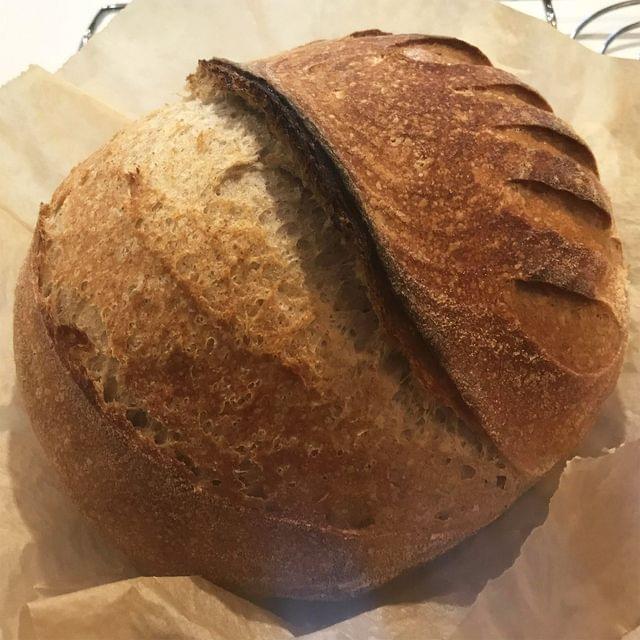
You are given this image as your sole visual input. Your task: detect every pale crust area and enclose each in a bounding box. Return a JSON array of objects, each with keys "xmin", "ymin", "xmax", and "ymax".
[
  {"xmin": 17, "ymin": 246, "xmax": 470, "ymax": 599},
  {"xmin": 13, "ymin": 32, "xmax": 626, "ymax": 599},
  {"xmin": 199, "ymin": 31, "xmax": 627, "ymax": 474}
]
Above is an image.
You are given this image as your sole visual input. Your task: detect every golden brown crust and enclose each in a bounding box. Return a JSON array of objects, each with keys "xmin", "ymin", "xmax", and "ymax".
[
  {"xmin": 15, "ymin": 87, "xmax": 527, "ymax": 600},
  {"xmin": 15, "ymin": 240, "xmax": 516, "ymax": 599},
  {"xmin": 13, "ymin": 32, "xmax": 627, "ymax": 601},
  {"xmin": 196, "ymin": 31, "xmax": 627, "ymax": 474}
]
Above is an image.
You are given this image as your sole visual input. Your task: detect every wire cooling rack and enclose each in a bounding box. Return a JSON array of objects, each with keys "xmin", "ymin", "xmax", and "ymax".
[
  {"xmin": 80, "ymin": 1, "xmax": 640, "ymax": 59},
  {"xmin": 503, "ymin": 0, "xmax": 639, "ymax": 56}
]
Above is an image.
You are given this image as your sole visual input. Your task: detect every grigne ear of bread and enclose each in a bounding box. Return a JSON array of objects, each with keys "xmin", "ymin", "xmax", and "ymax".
[{"xmin": 14, "ymin": 32, "xmax": 626, "ymax": 600}]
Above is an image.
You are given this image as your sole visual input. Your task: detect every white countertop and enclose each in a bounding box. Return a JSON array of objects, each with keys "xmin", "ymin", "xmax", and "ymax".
[{"xmin": 0, "ymin": 0, "xmax": 637, "ymax": 87}]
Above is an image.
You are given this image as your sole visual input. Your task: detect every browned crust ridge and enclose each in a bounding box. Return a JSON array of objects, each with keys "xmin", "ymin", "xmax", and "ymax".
[{"xmin": 194, "ymin": 31, "xmax": 627, "ymax": 475}]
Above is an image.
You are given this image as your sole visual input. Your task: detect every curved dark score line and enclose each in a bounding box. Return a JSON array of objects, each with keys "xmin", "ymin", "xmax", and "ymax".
[
  {"xmin": 510, "ymin": 278, "xmax": 622, "ymax": 374},
  {"xmin": 390, "ymin": 36, "xmax": 492, "ymax": 66},
  {"xmin": 454, "ymin": 84, "xmax": 552, "ymax": 112},
  {"xmin": 494, "ymin": 124, "xmax": 598, "ymax": 175},
  {"xmin": 508, "ymin": 179, "xmax": 611, "ymax": 231}
]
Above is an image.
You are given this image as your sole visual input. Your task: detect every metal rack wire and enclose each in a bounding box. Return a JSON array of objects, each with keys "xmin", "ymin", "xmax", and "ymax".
[
  {"xmin": 79, "ymin": 3, "xmax": 127, "ymax": 50},
  {"xmin": 509, "ymin": 0, "xmax": 640, "ymax": 56},
  {"xmin": 570, "ymin": 0, "xmax": 640, "ymax": 53},
  {"xmin": 79, "ymin": 1, "xmax": 640, "ymax": 59}
]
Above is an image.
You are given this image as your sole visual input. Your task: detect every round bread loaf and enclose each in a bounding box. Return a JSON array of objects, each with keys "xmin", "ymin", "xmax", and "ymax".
[{"xmin": 14, "ymin": 32, "xmax": 626, "ymax": 599}]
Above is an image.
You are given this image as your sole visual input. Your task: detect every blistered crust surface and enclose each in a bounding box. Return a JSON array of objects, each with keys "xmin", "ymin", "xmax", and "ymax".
[
  {"xmin": 20, "ymin": 89, "xmax": 525, "ymax": 599},
  {"xmin": 15, "ymin": 32, "xmax": 627, "ymax": 598}
]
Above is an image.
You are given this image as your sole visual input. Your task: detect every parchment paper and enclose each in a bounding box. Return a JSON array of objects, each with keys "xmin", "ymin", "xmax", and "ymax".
[
  {"xmin": 0, "ymin": 68, "xmax": 128, "ymax": 410},
  {"xmin": 0, "ymin": 66, "xmax": 128, "ymax": 229},
  {"xmin": 1, "ymin": 1, "xmax": 639, "ymax": 638}
]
